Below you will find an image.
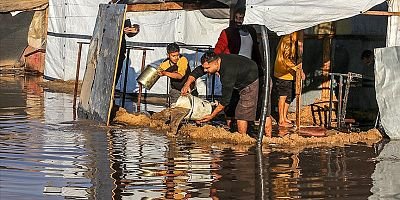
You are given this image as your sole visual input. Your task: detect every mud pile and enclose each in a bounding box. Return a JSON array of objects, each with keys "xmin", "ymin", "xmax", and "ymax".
[
  {"xmin": 113, "ymin": 108, "xmax": 151, "ymax": 127},
  {"xmin": 113, "ymin": 108, "xmax": 382, "ymax": 148},
  {"xmin": 113, "ymin": 107, "xmax": 189, "ymax": 136},
  {"xmin": 39, "ymin": 80, "xmax": 82, "ymax": 94}
]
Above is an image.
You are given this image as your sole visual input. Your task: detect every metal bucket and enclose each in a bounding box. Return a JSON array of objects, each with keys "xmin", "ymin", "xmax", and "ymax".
[
  {"xmin": 174, "ymin": 95, "xmax": 212, "ymax": 120},
  {"xmin": 136, "ymin": 65, "xmax": 160, "ymax": 90}
]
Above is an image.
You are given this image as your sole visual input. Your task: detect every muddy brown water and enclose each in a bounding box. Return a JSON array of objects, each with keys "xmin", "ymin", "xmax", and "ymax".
[{"xmin": 1, "ymin": 75, "xmax": 399, "ymax": 199}]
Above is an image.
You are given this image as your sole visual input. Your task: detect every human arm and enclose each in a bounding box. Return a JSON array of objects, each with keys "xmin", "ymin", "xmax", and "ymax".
[
  {"xmin": 197, "ymin": 103, "xmax": 225, "ymax": 123},
  {"xmin": 181, "ymin": 65, "xmax": 206, "ymax": 95},
  {"xmin": 181, "ymin": 75, "xmax": 196, "ymax": 95},
  {"xmin": 159, "ymin": 70, "xmax": 183, "ymax": 79},
  {"xmin": 281, "ymin": 41, "xmax": 299, "ymax": 75},
  {"xmin": 158, "ymin": 57, "xmax": 189, "ymax": 79},
  {"xmin": 197, "ymin": 73, "xmax": 235, "ymax": 122},
  {"xmin": 280, "ymin": 42, "xmax": 305, "ymax": 81}
]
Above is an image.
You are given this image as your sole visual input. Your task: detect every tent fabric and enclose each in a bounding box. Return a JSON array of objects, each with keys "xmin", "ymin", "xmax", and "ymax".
[
  {"xmin": 28, "ymin": 10, "xmax": 47, "ymax": 49},
  {"xmin": 374, "ymin": 46, "xmax": 400, "ymax": 139},
  {"xmin": 45, "ymin": 0, "xmax": 110, "ymax": 82},
  {"xmin": 244, "ymin": 0, "xmax": 386, "ymax": 35},
  {"xmin": 0, "ymin": 0, "xmax": 48, "ymax": 12},
  {"xmin": 386, "ymin": 0, "xmax": 400, "ymax": 47},
  {"xmin": 45, "ymin": 0, "xmax": 228, "ymax": 96},
  {"xmin": 115, "ymin": 10, "xmax": 227, "ymax": 95},
  {"xmin": 200, "ymin": 8, "xmax": 230, "ymax": 19},
  {"xmin": 119, "ymin": 0, "xmax": 234, "ymax": 5}
]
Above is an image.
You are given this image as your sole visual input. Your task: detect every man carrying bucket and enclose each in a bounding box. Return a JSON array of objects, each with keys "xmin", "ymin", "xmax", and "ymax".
[
  {"xmin": 158, "ymin": 43, "xmax": 197, "ymax": 104},
  {"xmin": 192, "ymin": 51, "xmax": 259, "ymax": 134}
]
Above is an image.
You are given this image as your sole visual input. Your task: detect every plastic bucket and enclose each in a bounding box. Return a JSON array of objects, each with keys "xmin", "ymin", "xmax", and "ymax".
[
  {"xmin": 136, "ymin": 65, "xmax": 160, "ymax": 90},
  {"xmin": 174, "ymin": 95, "xmax": 212, "ymax": 120}
]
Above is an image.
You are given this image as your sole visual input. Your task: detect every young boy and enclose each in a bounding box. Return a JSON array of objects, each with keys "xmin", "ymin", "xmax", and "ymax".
[{"xmin": 158, "ymin": 43, "xmax": 197, "ymax": 104}]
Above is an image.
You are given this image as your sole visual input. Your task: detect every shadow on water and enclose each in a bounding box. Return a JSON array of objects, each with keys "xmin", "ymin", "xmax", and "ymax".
[{"xmin": 0, "ymin": 75, "xmax": 399, "ymax": 199}]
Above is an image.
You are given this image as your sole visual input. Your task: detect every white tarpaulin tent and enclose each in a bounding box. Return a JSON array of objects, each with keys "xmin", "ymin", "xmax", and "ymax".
[
  {"xmin": 44, "ymin": 0, "xmax": 391, "ymax": 95},
  {"xmin": 387, "ymin": 0, "xmax": 400, "ymax": 46},
  {"xmin": 244, "ymin": 0, "xmax": 386, "ymax": 35},
  {"xmin": 44, "ymin": 0, "xmax": 228, "ymax": 95},
  {"xmin": 374, "ymin": 46, "xmax": 400, "ymax": 139}
]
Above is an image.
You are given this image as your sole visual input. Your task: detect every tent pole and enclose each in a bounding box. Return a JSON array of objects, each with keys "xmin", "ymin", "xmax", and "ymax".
[
  {"xmin": 73, "ymin": 42, "xmax": 84, "ymax": 120},
  {"xmin": 257, "ymin": 25, "xmax": 271, "ymax": 146},
  {"xmin": 121, "ymin": 48, "xmax": 130, "ymax": 108},
  {"xmin": 137, "ymin": 50, "xmax": 147, "ymax": 112}
]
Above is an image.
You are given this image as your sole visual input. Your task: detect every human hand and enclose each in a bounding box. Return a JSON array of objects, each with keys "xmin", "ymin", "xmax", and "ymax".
[
  {"xmin": 181, "ymin": 85, "xmax": 191, "ymax": 95},
  {"xmin": 158, "ymin": 70, "xmax": 166, "ymax": 76},
  {"xmin": 210, "ymin": 100, "xmax": 219, "ymax": 107},
  {"xmin": 124, "ymin": 24, "xmax": 139, "ymax": 37},
  {"xmin": 301, "ymin": 69, "xmax": 306, "ymax": 80},
  {"xmin": 196, "ymin": 114, "xmax": 213, "ymax": 123}
]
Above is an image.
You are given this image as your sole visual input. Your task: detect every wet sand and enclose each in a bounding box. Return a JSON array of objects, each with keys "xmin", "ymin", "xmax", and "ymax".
[{"xmin": 113, "ymin": 108, "xmax": 382, "ymax": 149}]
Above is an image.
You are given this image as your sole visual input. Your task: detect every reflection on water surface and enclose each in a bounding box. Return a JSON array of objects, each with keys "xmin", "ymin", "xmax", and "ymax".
[{"xmin": 0, "ymin": 76, "xmax": 399, "ymax": 199}]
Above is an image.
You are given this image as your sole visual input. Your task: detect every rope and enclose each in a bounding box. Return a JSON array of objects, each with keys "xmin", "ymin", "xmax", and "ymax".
[{"xmin": 187, "ymin": 94, "xmax": 195, "ymax": 120}]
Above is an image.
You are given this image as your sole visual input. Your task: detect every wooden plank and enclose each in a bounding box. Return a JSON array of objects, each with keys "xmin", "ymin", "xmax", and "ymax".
[
  {"xmin": 363, "ymin": 11, "xmax": 400, "ymax": 16},
  {"xmin": 127, "ymin": 2, "xmax": 184, "ymax": 12},
  {"xmin": 78, "ymin": 4, "xmax": 126, "ymax": 125}
]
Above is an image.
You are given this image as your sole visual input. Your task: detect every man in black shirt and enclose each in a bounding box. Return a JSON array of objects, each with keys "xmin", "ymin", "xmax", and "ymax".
[{"xmin": 186, "ymin": 51, "xmax": 259, "ymax": 134}]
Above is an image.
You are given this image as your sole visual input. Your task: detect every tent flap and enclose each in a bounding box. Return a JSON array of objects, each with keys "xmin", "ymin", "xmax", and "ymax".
[
  {"xmin": 244, "ymin": 0, "xmax": 386, "ymax": 35},
  {"xmin": 375, "ymin": 46, "xmax": 400, "ymax": 139}
]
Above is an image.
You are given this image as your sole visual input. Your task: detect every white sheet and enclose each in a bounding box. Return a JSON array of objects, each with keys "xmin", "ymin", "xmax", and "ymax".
[
  {"xmin": 244, "ymin": 0, "xmax": 385, "ymax": 35},
  {"xmin": 374, "ymin": 46, "xmax": 400, "ymax": 139},
  {"xmin": 387, "ymin": 0, "xmax": 400, "ymax": 47}
]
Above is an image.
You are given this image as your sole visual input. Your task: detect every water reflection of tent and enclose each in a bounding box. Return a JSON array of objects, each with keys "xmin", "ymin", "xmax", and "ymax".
[{"xmin": 370, "ymin": 140, "xmax": 400, "ymax": 198}]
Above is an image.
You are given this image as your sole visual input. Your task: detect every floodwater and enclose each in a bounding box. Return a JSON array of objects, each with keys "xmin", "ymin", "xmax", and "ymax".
[{"xmin": 1, "ymin": 75, "xmax": 399, "ymax": 200}]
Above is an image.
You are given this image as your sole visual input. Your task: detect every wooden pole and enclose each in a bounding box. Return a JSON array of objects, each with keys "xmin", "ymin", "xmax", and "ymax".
[
  {"xmin": 295, "ymin": 30, "xmax": 304, "ymax": 130},
  {"xmin": 321, "ymin": 36, "xmax": 332, "ymax": 100},
  {"xmin": 121, "ymin": 48, "xmax": 130, "ymax": 108},
  {"xmin": 295, "ymin": 69, "xmax": 302, "ymax": 130},
  {"xmin": 362, "ymin": 11, "xmax": 400, "ymax": 16},
  {"xmin": 73, "ymin": 42, "xmax": 83, "ymax": 120},
  {"xmin": 137, "ymin": 50, "xmax": 147, "ymax": 112}
]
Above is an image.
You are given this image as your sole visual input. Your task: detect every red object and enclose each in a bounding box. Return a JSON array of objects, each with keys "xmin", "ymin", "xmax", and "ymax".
[
  {"xmin": 23, "ymin": 46, "xmax": 46, "ymax": 74},
  {"xmin": 214, "ymin": 30, "xmax": 230, "ymax": 54}
]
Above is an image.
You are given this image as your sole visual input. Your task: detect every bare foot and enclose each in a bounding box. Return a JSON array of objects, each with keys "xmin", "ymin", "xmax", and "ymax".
[{"xmin": 279, "ymin": 122, "xmax": 293, "ymax": 128}]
